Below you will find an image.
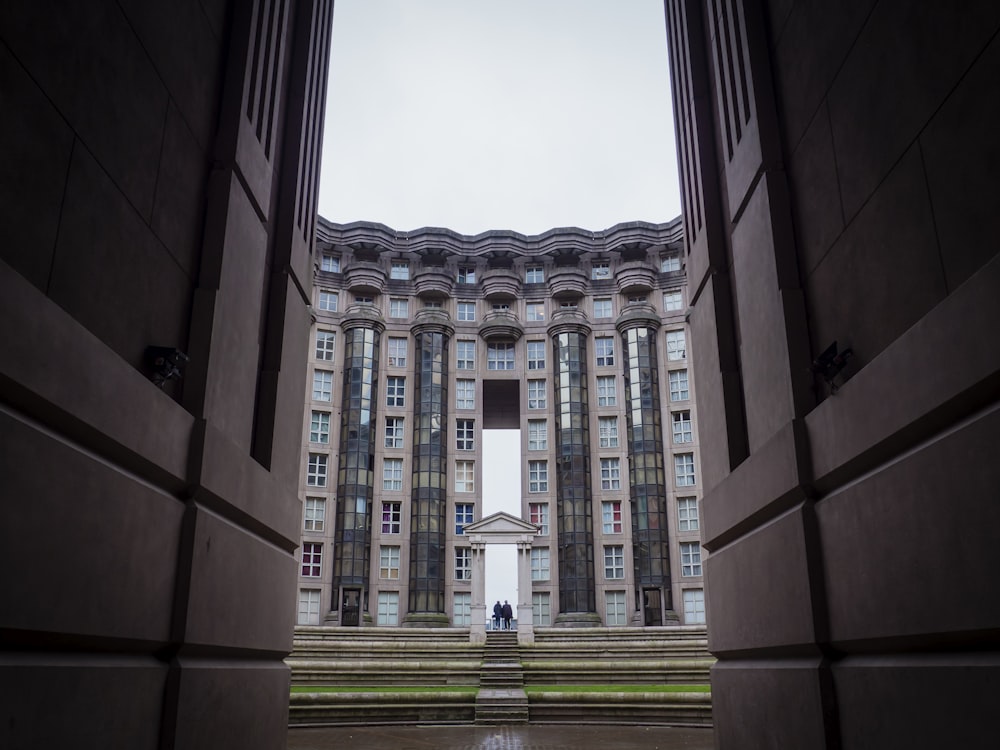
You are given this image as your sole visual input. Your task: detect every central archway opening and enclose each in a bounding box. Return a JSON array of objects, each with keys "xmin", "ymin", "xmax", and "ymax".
[{"xmin": 483, "ymin": 429, "xmax": 521, "ymax": 629}]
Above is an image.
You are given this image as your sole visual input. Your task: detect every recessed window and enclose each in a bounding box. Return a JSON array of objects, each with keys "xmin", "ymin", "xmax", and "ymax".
[
  {"xmin": 591, "ymin": 261, "xmax": 611, "ymax": 279},
  {"xmin": 627, "ymin": 294, "xmax": 647, "ymax": 305},
  {"xmin": 593, "ymin": 298, "xmax": 612, "ymax": 318},
  {"xmin": 596, "ymin": 375, "xmax": 616, "ymax": 407},
  {"xmin": 595, "ymin": 336, "xmax": 615, "ymax": 367},
  {"xmin": 487, "ymin": 342, "xmax": 515, "ymax": 370},
  {"xmin": 661, "ymin": 252, "xmax": 681, "ymax": 273},
  {"xmin": 306, "ymin": 453, "xmax": 327, "ymax": 487},
  {"xmin": 559, "ymin": 300, "xmax": 578, "ymax": 309},
  {"xmin": 377, "ymin": 591, "xmax": 399, "ymax": 626},
  {"xmin": 390, "ymin": 261, "xmax": 410, "ymax": 280},
  {"xmin": 527, "ymin": 419, "xmax": 547, "ymax": 451},
  {"xmin": 533, "ymin": 592, "xmax": 551, "ymax": 625},
  {"xmin": 600, "ymin": 457, "xmax": 621, "ymax": 490},
  {"xmin": 379, "ymin": 545, "xmax": 400, "ymax": 579},
  {"xmin": 318, "ymin": 290, "xmax": 338, "ymax": 311},
  {"xmin": 675, "ymin": 453, "xmax": 696, "ymax": 486},
  {"xmin": 301, "ymin": 542, "xmax": 322, "ymax": 577},
  {"xmin": 312, "ymin": 370, "xmax": 333, "ymax": 401},
  {"xmin": 381, "ymin": 501, "xmax": 401, "ymax": 534},
  {"xmin": 666, "ymin": 330, "xmax": 687, "ymax": 360},
  {"xmin": 526, "ymin": 302, "xmax": 545, "ymax": 321},
  {"xmin": 528, "ymin": 460, "xmax": 548, "ymax": 492},
  {"xmin": 354, "ymin": 294, "xmax": 374, "ymax": 305},
  {"xmin": 602, "ymin": 500, "xmax": 623, "ymax": 534},
  {"xmin": 386, "ymin": 376, "xmax": 405, "ymax": 407},
  {"xmin": 525, "ymin": 266, "xmax": 544, "ymax": 284},
  {"xmin": 304, "ymin": 497, "xmax": 325, "ymax": 532},
  {"xmin": 663, "ymin": 290, "xmax": 683, "ymax": 311},
  {"xmin": 672, "ymin": 411, "xmax": 693, "ymax": 443},
  {"xmin": 527, "ymin": 340, "xmax": 545, "ymax": 369},
  {"xmin": 424, "ymin": 299, "xmax": 443, "ymax": 309},
  {"xmin": 455, "ymin": 462, "xmax": 475, "ymax": 493},
  {"xmin": 456, "ymin": 379, "xmax": 475, "ymax": 409},
  {"xmin": 456, "ymin": 340, "xmax": 476, "ymax": 369},
  {"xmin": 320, "ymin": 253, "xmax": 340, "ymax": 273},
  {"xmin": 383, "ymin": 458, "xmax": 403, "ymax": 490},
  {"xmin": 457, "ymin": 266, "xmax": 476, "ymax": 284},
  {"xmin": 455, "ymin": 502, "xmax": 474, "ymax": 532},
  {"xmin": 683, "ymin": 589, "xmax": 706, "ymax": 624},
  {"xmin": 681, "ymin": 542, "xmax": 702, "ymax": 577},
  {"xmin": 606, "ymin": 590, "xmax": 627, "ymax": 626},
  {"xmin": 531, "ymin": 547, "xmax": 550, "ymax": 581},
  {"xmin": 387, "ymin": 337, "xmax": 407, "ymax": 367},
  {"xmin": 528, "ymin": 379, "xmax": 547, "ymax": 409},
  {"xmin": 298, "ymin": 589, "xmax": 321, "ymax": 625},
  {"xmin": 604, "ymin": 545, "xmax": 625, "ymax": 579},
  {"xmin": 457, "ymin": 301, "xmax": 476, "ymax": 321},
  {"xmin": 389, "ymin": 297, "xmax": 409, "ymax": 318},
  {"xmin": 529, "ymin": 503, "xmax": 549, "ymax": 535},
  {"xmin": 598, "ymin": 416, "xmax": 619, "ymax": 448},
  {"xmin": 677, "ymin": 497, "xmax": 699, "ymax": 532},
  {"xmin": 315, "ymin": 330, "xmax": 336, "ymax": 361},
  {"xmin": 456, "ymin": 419, "xmax": 475, "ymax": 451},
  {"xmin": 491, "ymin": 302, "xmax": 511, "ymax": 312},
  {"xmin": 669, "ymin": 370, "xmax": 689, "ymax": 401},
  {"xmin": 384, "ymin": 417, "xmax": 404, "ymax": 448},
  {"xmin": 309, "ymin": 411, "xmax": 331, "ymax": 444},
  {"xmin": 455, "ymin": 548, "xmax": 472, "ymax": 581}
]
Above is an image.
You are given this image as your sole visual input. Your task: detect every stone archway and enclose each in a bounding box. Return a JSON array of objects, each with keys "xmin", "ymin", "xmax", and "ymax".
[{"xmin": 461, "ymin": 511, "xmax": 540, "ymax": 644}]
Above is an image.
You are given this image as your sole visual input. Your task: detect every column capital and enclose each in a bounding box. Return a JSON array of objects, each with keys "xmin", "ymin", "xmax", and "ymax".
[
  {"xmin": 341, "ymin": 304, "xmax": 386, "ymax": 334},
  {"xmin": 410, "ymin": 308, "xmax": 455, "ymax": 338},
  {"xmin": 547, "ymin": 309, "xmax": 592, "ymax": 338}
]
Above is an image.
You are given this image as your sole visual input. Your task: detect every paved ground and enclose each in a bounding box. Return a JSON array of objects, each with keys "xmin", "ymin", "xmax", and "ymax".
[{"xmin": 287, "ymin": 724, "xmax": 715, "ymax": 749}]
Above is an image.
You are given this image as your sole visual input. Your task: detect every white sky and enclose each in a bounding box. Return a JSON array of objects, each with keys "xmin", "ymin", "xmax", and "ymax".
[{"xmin": 318, "ymin": 0, "xmax": 681, "ymax": 235}]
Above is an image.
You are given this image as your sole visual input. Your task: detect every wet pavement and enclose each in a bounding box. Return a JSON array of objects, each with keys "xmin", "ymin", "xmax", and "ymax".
[{"xmin": 286, "ymin": 724, "xmax": 715, "ymax": 749}]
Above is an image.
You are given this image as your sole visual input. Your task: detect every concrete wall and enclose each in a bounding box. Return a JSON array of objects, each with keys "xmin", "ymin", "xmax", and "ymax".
[
  {"xmin": 666, "ymin": 0, "xmax": 1000, "ymax": 747},
  {"xmin": 0, "ymin": 2, "xmax": 332, "ymax": 748}
]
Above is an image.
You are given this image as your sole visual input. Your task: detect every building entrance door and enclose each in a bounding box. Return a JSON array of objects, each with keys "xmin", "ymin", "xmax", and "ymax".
[
  {"xmin": 342, "ymin": 589, "xmax": 361, "ymax": 626},
  {"xmin": 643, "ymin": 588, "xmax": 663, "ymax": 626}
]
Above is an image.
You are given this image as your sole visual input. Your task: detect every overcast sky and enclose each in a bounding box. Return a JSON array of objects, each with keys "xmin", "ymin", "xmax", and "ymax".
[{"xmin": 318, "ymin": 0, "xmax": 681, "ymax": 235}]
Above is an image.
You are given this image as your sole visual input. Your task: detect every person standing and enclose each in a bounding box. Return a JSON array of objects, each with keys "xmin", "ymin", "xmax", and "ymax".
[
  {"xmin": 501, "ymin": 600, "xmax": 513, "ymax": 631},
  {"xmin": 493, "ymin": 600, "xmax": 502, "ymax": 631}
]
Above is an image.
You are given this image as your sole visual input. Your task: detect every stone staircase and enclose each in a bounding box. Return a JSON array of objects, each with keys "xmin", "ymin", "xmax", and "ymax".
[{"xmin": 474, "ymin": 630, "xmax": 529, "ymax": 724}]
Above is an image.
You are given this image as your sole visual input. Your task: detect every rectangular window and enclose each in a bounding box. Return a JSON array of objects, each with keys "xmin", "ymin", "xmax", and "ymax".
[
  {"xmin": 298, "ymin": 589, "xmax": 321, "ymax": 625},
  {"xmin": 384, "ymin": 417, "xmax": 404, "ymax": 448},
  {"xmin": 301, "ymin": 542, "xmax": 322, "ymax": 577},
  {"xmin": 315, "ymin": 330, "xmax": 336, "ymax": 361},
  {"xmin": 379, "ymin": 546, "xmax": 401, "ymax": 579},
  {"xmin": 529, "ymin": 503, "xmax": 549, "ymax": 535},
  {"xmin": 377, "ymin": 591, "xmax": 399, "ymax": 626},
  {"xmin": 606, "ymin": 590, "xmax": 627, "ymax": 626},
  {"xmin": 596, "ymin": 375, "xmax": 616, "ymax": 406},
  {"xmin": 661, "ymin": 252, "xmax": 681, "ymax": 272},
  {"xmin": 309, "ymin": 411, "xmax": 331, "ymax": 444},
  {"xmin": 560, "ymin": 301, "xmax": 578, "ymax": 309},
  {"xmin": 672, "ymin": 410, "xmax": 693, "ymax": 443},
  {"xmin": 320, "ymin": 253, "xmax": 340, "ymax": 273},
  {"xmin": 526, "ymin": 340, "xmax": 546, "ymax": 369},
  {"xmin": 600, "ymin": 457, "xmax": 621, "ymax": 490},
  {"xmin": 389, "ymin": 297, "xmax": 409, "ymax": 318},
  {"xmin": 456, "ymin": 419, "xmax": 475, "ymax": 451},
  {"xmin": 627, "ymin": 294, "xmax": 647, "ymax": 305},
  {"xmin": 390, "ymin": 261, "xmax": 409, "ymax": 280},
  {"xmin": 383, "ymin": 458, "xmax": 404, "ymax": 490},
  {"xmin": 663, "ymin": 290, "xmax": 683, "ymax": 311},
  {"xmin": 487, "ymin": 342, "xmax": 515, "ymax": 370},
  {"xmin": 306, "ymin": 453, "xmax": 328, "ymax": 487},
  {"xmin": 425, "ymin": 300, "xmax": 442, "ymax": 309},
  {"xmin": 354, "ymin": 294, "xmax": 374, "ymax": 305},
  {"xmin": 381, "ymin": 501, "xmax": 402, "ymax": 534},
  {"xmin": 593, "ymin": 298, "xmax": 612, "ymax": 318},
  {"xmin": 532, "ymin": 592, "xmax": 551, "ymax": 626},
  {"xmin": 527, "ymin": 379, "xmax": 547, "ymax": 409},
  {"xmin": 304, "ymin": 497, "xmax": 326, "ymax": 532},
  {"xmin": 591, "ymin": 261, "xmax": 610, "ymax": 279},
  {"xmin": 455, "ymin": 548, "xmax": 472, "ymax": 581},
  {"xmin": 387, "ymin": 337, "xmax": 407, "ymax": 367},
  {"xmin": 528, "ymin": 460, "xmax": 548, "ymax": 492},
  {"xmin": 530, "ymin": 547, "xmax": 550, "ymax": 581},
  {"xmin": 318, "ymin": 289, "xmax": 338, "ymax": 311},
  {"xmin": 455, "ymin": 463, "xmax": 475, "ymax": 493},
  {"xmin": 525, "ymin": 266, "xmax": 544, "ymax": 284},
  {"xmin": 677, "ymin": 497, "xmax": 699, "ymax": 532},
  {"xmin": 527, "ymin": 419, "xmax": 547, "ymax": 450},
  {"xmin": 455, "ymin": 379, "xmax": 475, "ymax": 409},
  {"xmin": 526, "ymin": 302, "xmax": 545, "ymax": 321},
  {"xmin": 669, "ymin": 369, "xmax": 690, "ymax": 401},
  {"xmin": 666, "ymin": 330, "xmax": 687, "ymax": 360},
  {"xmin": 602, "ymin": 500, "xmax": 623, "ymax": 534},
  {"xmin": 457, "ymin": 301, "xmax": 476, "ymax": 320},
  {"xmin": 457, "ymin": 267, "xmax": 476, "ymax": 284},
  {"xmin": 595, "ymin": 337, "xmax": 615, "ymax": 367},
  {"xmin": 675, "ymin": 453, "xmax": 696, "ymax": 486},
  {"xmin": 598, "ymin": 416, "xmax": 619, "ymax": 448},
  {"xmin": 492, "ymin": 302, "xmax": 511, "ymax": 312},
  {"xmin": 455, "ymin": 502, "xmax": 474, "ymax": 532},
  {"xmin": 312, "ymin": 370, "xmax": 333, "ymax": 401},
  {"xmin": 683, "ymin": 589, "xmax": 706, "ymax": 624},
  {"xmin": 456, "ymin": 340, "xmax": 476, "ymax": 369},
  {"xmin": 454, "ymin": 592, "xmax": 472, "ymax": 625},
  {"xmin": 681, "ymin": 542, "xmax": 702, "ymax": 577},
  {"xmin": 386, "ymin": 376, "xmax": 405, "ymax": 407}
]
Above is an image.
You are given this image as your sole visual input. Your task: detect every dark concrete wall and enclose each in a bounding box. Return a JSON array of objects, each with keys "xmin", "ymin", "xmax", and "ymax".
[
  {"xmin": 0, "ymin": 2, "xmax": 332, "ymax": 748},
  {"xmin": 667, "ymin": 0, "xmax": 1000, "ymax": 747}
]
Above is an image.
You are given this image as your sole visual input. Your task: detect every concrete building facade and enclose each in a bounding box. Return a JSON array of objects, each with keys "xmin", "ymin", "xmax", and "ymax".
[{"xmin": 295, "ymin": 218, "xmax": 707, "ymax": 631}]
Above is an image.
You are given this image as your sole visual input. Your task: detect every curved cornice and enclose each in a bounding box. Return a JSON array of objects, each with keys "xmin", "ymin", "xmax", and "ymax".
[{"xmin": 316, "ymin": 216, "xmax": 684, "ymax": 258}]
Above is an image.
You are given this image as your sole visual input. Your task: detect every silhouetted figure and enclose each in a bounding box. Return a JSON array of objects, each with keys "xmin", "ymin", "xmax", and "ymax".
[
  {"xmin": 501, "ymin": 600, "xmax": 513, "ymax": 630},
  {"xmin": 493, "ymin": 600, "xmax": 502, "ymax": 630}
]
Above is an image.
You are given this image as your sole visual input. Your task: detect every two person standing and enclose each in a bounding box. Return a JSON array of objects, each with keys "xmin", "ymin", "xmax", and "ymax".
[{"xmin": 493, "ymin": 599, "xmax": 514, "ymax": 630}]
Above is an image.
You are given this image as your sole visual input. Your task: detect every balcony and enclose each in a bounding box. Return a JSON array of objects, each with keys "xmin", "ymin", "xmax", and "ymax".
[
  {"xmin": 480, "ymin": 268, "xmax": 521, "ymax": 300},
  {"xmin": 412, "ymin": 267, "xmax": 454, "ymax": 298},
  {"xmin": 344, "ymin": 260, "xmax": 387, "ymax": 295},
  {"xmin": 614, "ymin": 260, "xmax": 657, "ymax": 294},
  {"xmin": 478, "ymin": 310, "xmax": 524, "ymax": 341},
  {"xmin": 547, "ymin": 267, "xmax": 587, "ymax": 299}
]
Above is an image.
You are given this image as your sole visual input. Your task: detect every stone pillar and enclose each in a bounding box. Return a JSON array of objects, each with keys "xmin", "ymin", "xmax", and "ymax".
[
  {"xmin": 469, "ymin": 542, "xmax": 487, "ymax": 643},
  {"xmin": 516, "ymin": 541, "xmax": 536, "ymax": 643}
]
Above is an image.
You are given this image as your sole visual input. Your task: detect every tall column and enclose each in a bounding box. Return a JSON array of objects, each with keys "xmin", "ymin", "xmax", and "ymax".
[
  {"xmin": 515, "ymin": 541, "xmax": 536, "ymax": 643},
  {"xmin": 403, "ymin": 311, "xmax": 454, "ymax": 626},
  {"xmin": 331, "ymin": 308, "xmax": 385, "ymax": 624},
  {"xmin": 617, "ymin": 306, "xmax": 679, "ymax": 625},
  {"xmin": 469, "ymin": 542, "xmax": 487, "ymax": 643},
  {"xmin": 548, "ymin": 314, "xmax": 600, "ymax": 626}
]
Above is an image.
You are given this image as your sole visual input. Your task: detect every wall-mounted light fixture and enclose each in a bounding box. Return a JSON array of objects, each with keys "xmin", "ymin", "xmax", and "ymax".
[
  {"xmin": 145, "ymin": 346, "xmax": 189, "ymax": 388},
  {"xmin": 811, "ymin": 341, "xmax": 853, "ymax": 394}
]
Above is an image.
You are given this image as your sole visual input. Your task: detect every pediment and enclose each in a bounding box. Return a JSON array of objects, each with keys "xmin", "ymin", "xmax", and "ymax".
[{"xmin": 462, "ymin": 511, "xmax": 540, "ymax": 541}]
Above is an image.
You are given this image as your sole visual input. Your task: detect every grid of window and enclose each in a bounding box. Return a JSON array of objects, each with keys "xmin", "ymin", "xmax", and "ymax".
[
  {"xmin": 298, "ymin": 589, "xmax": 321, "ymax": 625},
  {"xmin": 532, "ymin": 592, "xmax": 551, "ymax": 626},
  {"xmin": 455, "ymin": 463, "xmax": 475, "ymax": 493},
  {"xmin": 456, "ymin": 340, "xmax": 475, "ymax": 369},
  {"xmin": 591, "ymin": 261, "xmax": 610, "ymax": 279},
  {"xmin": 683, "ymin": 589, "xmax": 706, "ymax": 624},
  {"xmin": 457, "ymin": 301, "xmax": 476, "ymax": 320},
  {"xmin": 309, "ymin": 411, "xmax": 330, "ymax": 444},
  {"xmin": 606, "ymin": 591, "xmax": 627, "ymax": 626},
  {"xmin": 666, "ymin": 330, "xmax": 687, "ymax": 360},
  {"xmin": 386, "ymin": 376, "xmax": 405, "ymax": 407},
  {"xmin": 672, "ymin": 411, "xmax": 693, "ymax": 443},
  {"xmin": 379, "ymin": 546, "xmax": 400, "ymax": 579},
  {"xmin": 455, "ymin": 548, "xmax": 472, "ymax": 581},
  {"xmin": 527, "ymin": 379, "xmax": 547, "ymax": 409},
  {"xmin": 454, "ymin": 592, "xmax": 472, "ymax": 625},
  {"xmin": 669, "ymin": 369, "xmax": 690, "ymax": 401},
  {"xmin": 304, "ymin": 497, "xmax": 325, "ymax": 532},
  {"xmin": 312, "ymin": 370, "xmax": 333, "ymax": 401},
  {"xmin": 383, "ymin": 458, "xmax": 403, "ymax": 490},
  {"xmin": 602, "ymin": 500, "xmax": 623, "ymax": 534},
  {"xmin": 306, "ymin": 453, "xmax": 327, "ymax": 487},
  {"xmin": 457, "ymin": 267, "xmax": 476, "ymax": 284},
  {"xmin": 455, "ymin": 503, "xmax": 474, "ymax": 533},
  {"xmin": 526, "ymin": 302, "xmax": 545, "ymax": 321},
  {"xmin": 663, "ymin": 290, "xmax": 683, "ymax": 311},
  {"xmin": 527, "ymin": 419, "xmax": 547, "ymax": 450},
  {"xmin": 529, "ymin": 503, "xmax": 549, "ymax": 535},
  {"xmin": 387, "ymin": 337, "xmax": 407, "ymax": 367},
  {"xmin": 677, "ymin": 497, "xmax": 699, "ymax": 531},
  {"xmin": 530, "ymin": 547, "xmax": 550, "ymax": 581},
  {"xmin": 600, "ymin": 457, "xmax": 621, "ymax": 490},
  {"xmin": 605, "ymin": 546, "xmax": 625, "ymax": 581},
  {"xmin": 384, "ymin": 417, "xmax": 404, "ymax": 448},
  {"xmin": 598, "ymin": 416, "xmax": 619, "ymax": 448},
  {"xmin": 455, "ymin": 379, "xmax": 475, "ymax": 409},
  {"xmin": 301, "ymin": 542, "xmax": 322, "ymax": 576},
  {"xmin": 675, "ymin": 453, "xmax": 696, "ymax": 486},
  {"xmin": 390, "ymin": 261, "xmax": 409, "ymax": 280},
  {"xmin": 381, "ymin": 501, "xmax": 401, "ymax": 534},
  {"xmin": 525, "ymin": 266, "xmax": 544, "ymax": 283},
  {"xmin": 389, "ymin": 298, "xmax": 409, "ymax": 318},
  {"xmin": 377, "ymin": 591, "xmax": 399, "ymax": 625},
  {"xmin": 318, "ymin": 290, "xmax": 338, "ymax": 311},
  {"xmin": 527, "ymin": 460, "xmax": 548, "ymax": 492},
  {"xmin": 681, "ymin": 542, "xmax": 702, "ymax": 577},
  {"xmin": 315, "ymin": 330, "xmax": 335, "ymax": 361},
  {"xmin": 596, "ymin": 375, "xmax": 616, "ymax": 406},
  {"xmin": 593, "ymin": 298, "xmax": 612, "ymax": 318},
  {"xmin": 456, "ymin": 419, "xmax": 475, "ymax": 450},
  {"xmin": 487, "ymin": 342, "xmax": 515, "ymax": 370},
  {"xmin": 595, "ymin": 336, "xmax": 615, "ymax": 366},
  {"xmin": 526, "ymin": 340, "xmax": 545, "ymax": 369},
  {"xmin": 661, "ymin": 253, "xmax": 681, "ymax": 272},
  {"xmin": 320, "ymin": 254, "xmax": 340, "ymax": 272}
]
